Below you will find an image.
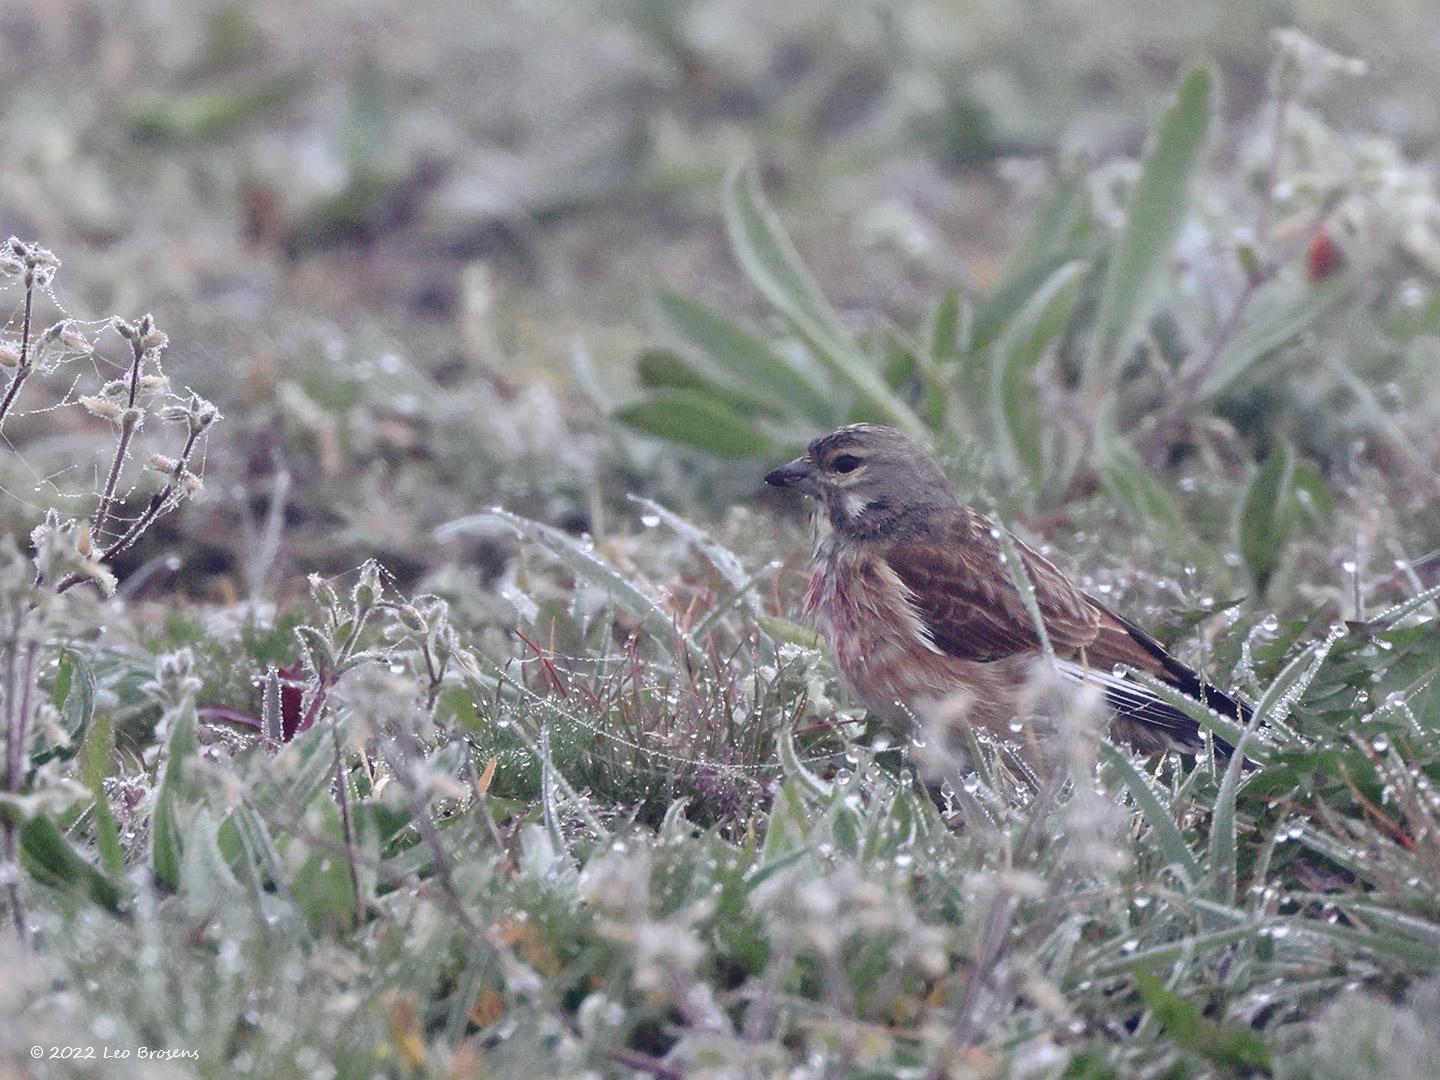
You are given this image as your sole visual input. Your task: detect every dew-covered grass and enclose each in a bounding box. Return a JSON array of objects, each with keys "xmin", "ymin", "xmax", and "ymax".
[{"xmin": 4, "ymin": 6, "xmax": 1440, "ymax": 1079}]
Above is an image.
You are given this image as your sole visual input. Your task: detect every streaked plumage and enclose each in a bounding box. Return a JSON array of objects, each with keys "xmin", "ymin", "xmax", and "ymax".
[{"xmin": 766, "ymin": 424, "xmax": 1247, "ymax": 758}]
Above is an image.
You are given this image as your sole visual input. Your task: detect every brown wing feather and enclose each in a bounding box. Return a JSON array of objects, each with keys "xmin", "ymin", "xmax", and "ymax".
[
  {"xmin": 884, "ymin": 511, "xmax": 1101, "ymax": 662},
  {"xmin": 1083, "ymin": 596, "xmax": 1249, "ymax": 754}
]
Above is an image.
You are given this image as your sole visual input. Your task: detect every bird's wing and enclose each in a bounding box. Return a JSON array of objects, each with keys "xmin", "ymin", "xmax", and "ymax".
[
  {"xmin": 1064, "ymin": 597, "xmax": 1248, "ymax": 754},
  {"xmin": 886, "ymin": 515, "xmax": 1247, "ymax": 756},
  {"xmin": 883, "ymin": 517, "xmax": 1101, "ymax": 662}
]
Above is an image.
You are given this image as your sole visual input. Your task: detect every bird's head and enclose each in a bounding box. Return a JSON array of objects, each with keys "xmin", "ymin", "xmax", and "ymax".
[{"xmin": 764, "ymin": 424, "xmax": 957, "ymax": 538}]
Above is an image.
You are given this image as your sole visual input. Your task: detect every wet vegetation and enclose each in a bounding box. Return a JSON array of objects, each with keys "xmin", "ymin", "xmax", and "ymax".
[{"xmin": 3, "ymin": 4, "xmax": 1440, "ymax": 1077}]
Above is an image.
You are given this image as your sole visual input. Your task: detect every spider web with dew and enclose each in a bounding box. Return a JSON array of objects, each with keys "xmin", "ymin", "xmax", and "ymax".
[
  {"xmin": 487, "ymin": 648, "xmax": 850, "ymax": 779},
  {"xmin": 1, "ymin": 271, "xmax": 217, "ymax": 557}
]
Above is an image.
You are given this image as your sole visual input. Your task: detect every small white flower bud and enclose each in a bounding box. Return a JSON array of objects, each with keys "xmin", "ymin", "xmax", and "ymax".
[
  {"xmin": 59, "ymin": 328, "xmax": 93, "ymax": 353},
  {"xmin": 80, "ymin": 395, "xmax": 123, "ymax": 420}
]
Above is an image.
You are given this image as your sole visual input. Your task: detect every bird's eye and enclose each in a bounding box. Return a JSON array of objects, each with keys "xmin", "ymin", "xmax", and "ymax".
[{"xmin": 832, "ymin": 454, "xmax": 862, "ymax": 474}]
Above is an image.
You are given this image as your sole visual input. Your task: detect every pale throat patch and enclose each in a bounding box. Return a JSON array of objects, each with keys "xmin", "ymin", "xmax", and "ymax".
[{"xmin": 841, "ymin": 491, "xmax": 873, "ymax": 520}]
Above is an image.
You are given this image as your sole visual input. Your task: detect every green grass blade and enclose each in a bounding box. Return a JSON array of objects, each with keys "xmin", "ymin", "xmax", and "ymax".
[
  {"xmin": 1098, "ymin": 743, "xmax": 1201, "ymax": 884},
  {"xmin": 1238, "ymin": 435, "xmax": 1295, "ymax": 597},
  {"xmin": 1084, "ymin": 67, "xmax": 1212, "ymax": 393},
  {"xmin": 990, "ymin": 259, "xmax": 1087, "ymax": 488}
]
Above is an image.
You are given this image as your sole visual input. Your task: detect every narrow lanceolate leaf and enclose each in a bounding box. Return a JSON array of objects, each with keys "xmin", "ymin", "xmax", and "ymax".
[
  {"xmin": 723, "ymin": 164, "xmax": 925, "ymax": 437},
  {"xmin": 627, "ymin": 495, "xmax": 759, "ymax": 612},
  {"xmin": 1238, "ymin": 436, "xmax": 1295, "ymax": 596},
  {"xmin": 616, "ymin": 388, "xmax": 774, "ymax": 459},
  {"xmin": 1134, "ymin": 970, "xmax": 1272, "ymax": 1072},
  {"xmin": 971, "ymin": 167, "xmax": 1090, "ymax": 353},
  {"xmin": 656, "ymin": 289, "xmax": 833, "ymax": 425},
  {"xmin": 20, "ymin": 815, "xmax": 126, "ymax": 913},
  {"xmin": 78, "ymin": 707, "xmax": 124, "ymax": 877},
  {"xmin": 1084, "ymin": 67, "xmax": 1212, "ymax": 393},
  {"xmin": 445, "ymin": 509, "xmax": 701, "ymax": 663},
  {"xmin": 1096, "ymin": 420, "xmax": 1188, "ymax": 539},
  {"xmin": 1099, "ymin": 743, "xmax": 1200, "ymax": 884},
  {"xmin": 927, "ymin": 289, "xmax": 964, "ymax": 365},
  {"xmin": 1200, "ymin": 274, "xmax": 1351, "ymax": 402},
  {"xmin": 990, "ymin": 259, "xmax": 1087, "ymax": 487},
  {"xmin": 150, "ymin": 702, "xmax": 200, "ymax": 891}
]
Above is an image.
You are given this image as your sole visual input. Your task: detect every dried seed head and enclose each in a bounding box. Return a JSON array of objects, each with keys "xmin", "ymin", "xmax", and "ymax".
[
  {"xmin": 396, "ymin": 604, "xmax": 427, "ymax": 632},
  {"xmin": 113, "ymin": 318, "xmax": 138, "ymax": 340},
  {"xmin": 120, "ymin": 406, "xmax": 144, "ymax": 432},
  {"xmin": 190, "ymin": 400, "xmax": 220, "ymax": 433},
  {"xmin": 60, "ymin": 327, "xmax": 93, "ymax": 354},
  {"xmin": 180, "ymin": 470, "xmax": 203, "ymax": 495},
  {"xmin": 0, "ymin": 344, "xmax": 19, "ymax": 368},
  {"xmin": 75, "ymin": 521, "xmax": 93, "ymax": 558},
  {"xmin": 139, "ymin": 375, "xmax": 170, "ymax": 392},
  {"xmin": 140, "ymin": 330, "xmax": 169, "ymax": 352},
  {"xmin": 146, "ymin": 453, "xmax": 178, "ymax": 474},
  {"xmin": 102, "ymin": 379, "xmax": 129, "ymax": 397},
  {"xmin": 80, "ymin": 395, "xmax": 123, "ymax": 420},
  {"xmin": 138, "ymin": 313, "xmax": 155, "ymax": 336},
  {"xmin": 27, "ymin": 245, "xmax": 60, "ymax": 270},
  {"xmin": 159, "ymin": 403, "xmax": 191, "ymax": 421},
  {"xmin": 308, "ymin": 573, "xmax": 341, "ymax": 611}
]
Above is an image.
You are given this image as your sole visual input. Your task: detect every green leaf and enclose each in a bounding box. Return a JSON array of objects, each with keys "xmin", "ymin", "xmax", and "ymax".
[
  {"xmin": 990, "ymin": 260, "xmax": 1087, "ymax": 488},
  {"xmin": 757, "ymin": 615, "xmax": 823, "ymax": 650},
  {"xmin": 78, "ymin": 703, "xmax": 124, "ymax": 877},
  {"xmin": 616, "ymin": 388, "xmax": 774, "ymax": 459},
  {"xmin": 20, "ymin": 814, "xmax": 126, "ymax": 913},
  {"xmin": 656, "ymin": 289, "xmax": 833, "ymax": 425},
  {"xmin": 636, "ymin": 347, "xmax": 785, "ymax": 420},
  {"xmin": 1099, "ymin": 743, "xmax": 1200, "ymax": 884},
  {"xmin": 1238, "ymin": 437, "xmax": 1295, "ymax": 596},
  {"xmin": 1200, "ymin": 274, "xmax": 1351, "ymax": 402},
  {"xmin": 1096, "ymin": 423, "xmax": 1188, "ymax": 540},
  {"xmin": 972, "ymin": 167, "xmax": 1090, "ymax": 353},
  {"xmin": 1134, "ymin": 970, "xmax": 1272, "ymax": 1072},
  {"xmin": 128, "ymin": 70, "xmax": 310, "ymax": 144},
  {"xmin": 292, "ymin": 798, "xmax": 359, "ymax": 933},
  {"xmin": 150, "ymin": 703, "xmax": 200, "ymax": 891},
  {"xmin": 1084, "ymin": 67, "xmax": 1212, "ymax": 392},
  {"xmin": 928, "ymin": 289, "xmax": 964, "ymax": 364},
  {"xmin": 457, "ymin": 508, "xmax": 702, "ymax": 665},
  {"xmin": 723, "ymin": 164, "xmax": 925, "ymax": 436}
]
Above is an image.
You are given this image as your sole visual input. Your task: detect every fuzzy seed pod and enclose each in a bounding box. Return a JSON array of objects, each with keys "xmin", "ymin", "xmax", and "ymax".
[
  {"xmin": 80, "ymin": 395, "xmax": 123, "ymax": 420},
  {"xmin": 146, "ymin": 453, "xmax": 178, "ymax": 473},
  {"xmin": 0, "ymin": 344, "xmax": 20, "ymax": 368}
]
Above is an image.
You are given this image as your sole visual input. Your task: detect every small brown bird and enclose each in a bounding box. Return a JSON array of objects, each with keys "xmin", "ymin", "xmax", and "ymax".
[{"xmin": 765, "ymin": 424, "xmax": 1246, "ymax": 758}]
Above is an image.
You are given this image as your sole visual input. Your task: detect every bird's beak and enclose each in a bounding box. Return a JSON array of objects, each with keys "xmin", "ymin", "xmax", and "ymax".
[{"xmin": 764, "ymin": 457, "xmax": 819, "ymax": 497}]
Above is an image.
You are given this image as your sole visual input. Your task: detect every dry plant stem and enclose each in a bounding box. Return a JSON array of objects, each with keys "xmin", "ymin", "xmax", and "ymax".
[
  {"xmin": 330, "ymin": 722, "xmax": 363, "ymax": 929},
  {"xmin": 1140, "ymin": 191, "xmax": 1342, "ymax": 468},
  {"xmin": 90, "ymin": 336, "xmax": 147, "ymax": 542},
  {"xmin": 55, "ymin": 426, "xmax": 203, "ymax": 595},
  {"xmin": 380, "ymin": 731, "xmax": 478, "ymax": 943},
  {"xmin": 245, "ymin": 789, "xmax": 497, "ymax": 948},
  {"xmin": 0, "ymin": 273, "xmax": 36, "ymax": 434},
  {"xmin": 3, "ymin": 630, "xmax": 39, "ymax": 947}
]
